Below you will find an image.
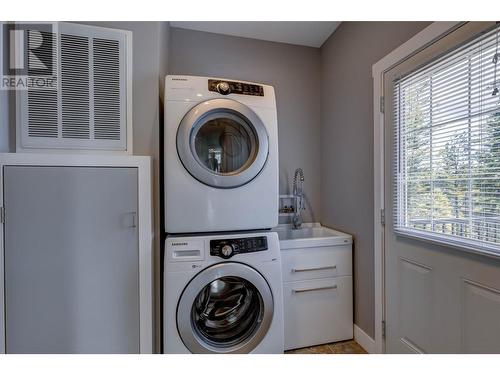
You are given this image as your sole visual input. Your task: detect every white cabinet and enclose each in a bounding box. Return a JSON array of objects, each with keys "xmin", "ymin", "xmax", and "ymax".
[
  {"xmin": 281, "ymin": 244, "xmax": 353, "ymax": 350},
  {"xmin": 0, "ymin": 154, "xmax": 152, "ymax": 354}
]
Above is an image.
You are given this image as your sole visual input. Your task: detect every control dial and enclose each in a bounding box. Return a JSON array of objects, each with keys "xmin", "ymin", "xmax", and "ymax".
[
  {"xmin": 217, "ymin": 81, "xmax": 231, "ymax": 95},
  {"xmin": 221, "ymin": 244, "xmax": 234, "ymax": 258}
]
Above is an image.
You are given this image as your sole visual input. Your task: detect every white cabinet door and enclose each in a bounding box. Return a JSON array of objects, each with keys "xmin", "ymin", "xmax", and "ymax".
[
  {"xmin": 283, "ymin": 277, "xmax": 353, "ymax": 350},
  {"xmin": 281, "ymin": 245, "xmax": 352, "ymax": 282},
  {"xmin": 3, "ymin": 166, "xmax": 139, "ymax": 353}
]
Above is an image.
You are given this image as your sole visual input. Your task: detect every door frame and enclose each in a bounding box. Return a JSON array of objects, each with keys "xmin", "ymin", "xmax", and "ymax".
[
  {"xmin": 371, "ymin": 21, "xmax": 461, "ymax": 354},
  {"xmin": 0, "ymin": 153, "xmax": 153, "ymax": 353}
]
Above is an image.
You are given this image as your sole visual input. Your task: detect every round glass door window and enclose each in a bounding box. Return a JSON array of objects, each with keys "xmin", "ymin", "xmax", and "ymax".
[
  {"xmin": 194, "ymin": 117, "xmax": 257, "ymax": 175},
  {"xmin": 177, "ymin": 263, "xmax": 274, "ymax": 353},
  {"xmin": 177, "ymin": 99, "xmax": 269, "ymax": 188},
  {"xmin": 192, "ymin": 276, "xmax": 263, "ymax": 347}
]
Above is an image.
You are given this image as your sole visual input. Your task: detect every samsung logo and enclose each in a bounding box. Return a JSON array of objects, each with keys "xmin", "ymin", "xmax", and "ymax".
[{"xmin": 171, "ymin": 242, "xmax": 188, "ymax": 246}]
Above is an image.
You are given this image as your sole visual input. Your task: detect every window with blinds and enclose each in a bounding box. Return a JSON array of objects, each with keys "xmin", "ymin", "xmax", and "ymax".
[{"xmin": 394, "ymin": 26, "xmax": 500, "ymax": 253}]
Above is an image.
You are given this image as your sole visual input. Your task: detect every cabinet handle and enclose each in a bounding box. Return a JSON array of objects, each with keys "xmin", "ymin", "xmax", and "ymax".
[
  {"xmin": 292, "ymin": 285, "xmax": 338, "ymax": 294},
  {"xmin": 291, "ymin": 265, "xmax": 336, "ymax": 273},
  {"xmin": 127, "ymin": 212, "xmax": 137, "ymax": 228}
]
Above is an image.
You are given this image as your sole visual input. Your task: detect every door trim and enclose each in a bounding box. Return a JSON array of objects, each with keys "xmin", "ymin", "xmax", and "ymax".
[
  {"xmin": 0, "ymin": 153, "xmax": 153, "ymax": 353},
  {"xmin": 372, "ymin": 21, "xmax": 461, "ymax": 354}
]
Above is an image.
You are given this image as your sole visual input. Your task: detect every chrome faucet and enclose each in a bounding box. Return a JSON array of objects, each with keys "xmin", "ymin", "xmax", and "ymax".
[{"xmin": 292, "ymin": 168, "xmax": 305, "ymax": 229}]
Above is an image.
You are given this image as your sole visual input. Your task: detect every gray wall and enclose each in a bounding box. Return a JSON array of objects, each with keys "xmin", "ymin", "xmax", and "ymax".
[
  {"xmin": 168, "ymin": 27, "xmax": 322, "ymax": 223},
  {"xmin": 0, "ymin": 26, "xmax": 11, "ymax": 152},
  {"xmin": 0, "ymin": 89, "xmax": 8, "ymax": 152},
  {"xmin": 320, "ymin": 21, "xmax": 431, "ymax": 338}
]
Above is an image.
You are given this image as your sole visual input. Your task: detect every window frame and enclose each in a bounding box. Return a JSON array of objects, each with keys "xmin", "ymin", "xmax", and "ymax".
[{"xmin": 393, "ymin": 24, "xmax": 500, "ymax": 257}]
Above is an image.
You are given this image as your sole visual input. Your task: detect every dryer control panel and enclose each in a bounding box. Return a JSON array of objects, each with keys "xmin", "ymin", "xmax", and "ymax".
[
  {"xmin": 210, "ymin": 236, "xmax": 268, "ymax": 259},
  {"xmin": 208, "ymin": 79, "xmax": 264, "ymax": 96}
]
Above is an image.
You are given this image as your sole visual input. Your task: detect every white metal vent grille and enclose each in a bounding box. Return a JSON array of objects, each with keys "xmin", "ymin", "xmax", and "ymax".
[
  {"xmin": 93, "ymin": 38, "xmax": 121, "ymax": 141},
  {"xmin": 17, "ymin": 22, "xmax": 130, "ymax": 153},
  {"xmin": 27, "ymin": 31, "xmax": 58, "ymax": 138},
  {"xmin": 61, "ymin": 34, "xmax": 90, "ymax": 139},
  {"xmin": 27, "ymin": 90, "xmax": 58, "ymax": 138}
]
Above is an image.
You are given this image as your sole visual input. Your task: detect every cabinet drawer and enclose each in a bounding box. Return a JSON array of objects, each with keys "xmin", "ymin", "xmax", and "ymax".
[
  {"xmin": 281, "ymin": 244, "xmax": 352, "ymax": 282},
  {"xmin": 283, "ymin": 276, "xmax": 353, "ymax": 350}
]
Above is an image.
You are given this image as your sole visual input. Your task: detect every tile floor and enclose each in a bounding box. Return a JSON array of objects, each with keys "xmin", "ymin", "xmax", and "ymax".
[{"xmin": 285, "ymin": 340, "xmax": 367, "ymax": 354}]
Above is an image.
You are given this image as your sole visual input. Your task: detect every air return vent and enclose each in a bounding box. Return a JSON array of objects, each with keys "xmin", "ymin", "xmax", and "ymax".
[
  {"xmin": 27, "ymin": 31, "xmax": 58, "ymax": 139},
  {"xmin": 16, "ymin": 22, "xmax": 131, "ymax": 153},
  {"xmin": 61, "ymin": 33, "xmax": 90, "ymax": 140},
  {"xmin": 93, "ymin": 38, "xmax": 121, "ymax": 141}
]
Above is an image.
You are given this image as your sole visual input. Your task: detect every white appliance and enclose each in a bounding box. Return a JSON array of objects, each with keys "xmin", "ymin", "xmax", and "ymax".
[
  {"xmin": 163, "ymin": 231, "xmax": 284, "ymax": 354},
  {"xmin": 164, "ymin": 75, "xmax": 279, "ymax": 233}
]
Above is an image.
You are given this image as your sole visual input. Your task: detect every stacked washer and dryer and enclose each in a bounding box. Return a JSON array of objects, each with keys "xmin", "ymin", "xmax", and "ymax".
[{"xmin": 163, "ymin": 75, "xmax": 284, "ymax": 354}]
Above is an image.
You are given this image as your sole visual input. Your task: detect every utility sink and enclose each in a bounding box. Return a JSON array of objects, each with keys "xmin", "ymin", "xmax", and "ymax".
[
  {"xmin": 275, "ymin": 222, "xmax": 354, "ymax": 349},
  {"xmin": 273, "ymin": 223, "xmax": 352, "ymax": 249}
]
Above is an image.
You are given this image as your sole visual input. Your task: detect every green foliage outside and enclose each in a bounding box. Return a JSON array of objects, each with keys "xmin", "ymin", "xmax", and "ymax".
[{"xmin": 399, "ymin": 70, "xmax": 500, "ymax": 244}]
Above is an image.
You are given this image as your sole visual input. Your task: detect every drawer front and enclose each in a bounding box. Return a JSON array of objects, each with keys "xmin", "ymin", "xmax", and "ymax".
[
  {"xmin": 284, "ymin": 276, "xmax": 353, "ymax": 350},
  {"xmin": 281, "ymin": 244, "xmax": 352, "ymax": 282}
]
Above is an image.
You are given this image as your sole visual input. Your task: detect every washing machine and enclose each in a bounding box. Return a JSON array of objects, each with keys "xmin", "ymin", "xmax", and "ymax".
[
  {"xmin": 163, "ymin": 231, "xmax": 284, "ymax": 354},
  {"xmin": 164, "ymin": 75, "xmax": 279, "ymax": 233}
]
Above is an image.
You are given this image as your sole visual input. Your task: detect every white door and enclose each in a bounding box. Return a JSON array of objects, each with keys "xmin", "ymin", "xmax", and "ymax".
[
  {"xmin": 384, "ymin": 22, "xmax": 500, "ymax": 353},
  {"xmin": 3, "ymin": 166, "xmax": 139, "ymax": 353}
]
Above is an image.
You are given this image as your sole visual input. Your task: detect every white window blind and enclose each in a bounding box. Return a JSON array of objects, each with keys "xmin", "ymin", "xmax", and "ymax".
[{"xmin": 394, "ymin": 26, "xmax": 500, "ymax": 254}]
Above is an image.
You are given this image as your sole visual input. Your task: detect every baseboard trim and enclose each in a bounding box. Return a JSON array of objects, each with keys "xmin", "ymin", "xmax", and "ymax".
[{"xmin": 354, "ymin": 325, "xmax": 376, "ymax": 354}]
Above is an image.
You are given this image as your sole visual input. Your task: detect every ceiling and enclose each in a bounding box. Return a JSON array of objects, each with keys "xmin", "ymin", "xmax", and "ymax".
[{"xmin": 169, "ymin": 22, "xmax": 341, "ymax": 48}]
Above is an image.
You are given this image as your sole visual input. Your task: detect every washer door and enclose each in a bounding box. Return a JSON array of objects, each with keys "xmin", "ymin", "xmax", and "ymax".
[
  {"xmin": 176, "ymin": 99, "xmax": 269, "ymax": 188},
  {"xmin": 177, "ymin": 263, "xmax": 274, "ymax": 354}
]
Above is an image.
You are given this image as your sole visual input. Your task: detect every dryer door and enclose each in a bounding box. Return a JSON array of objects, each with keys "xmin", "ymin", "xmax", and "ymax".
[
  {"xmin": 177, "ymin": 262, "xmax": 274, "ymax": 354},
  {"xmin": 176, "ymin": 99, "xmax": 269, "ymax": 188}
]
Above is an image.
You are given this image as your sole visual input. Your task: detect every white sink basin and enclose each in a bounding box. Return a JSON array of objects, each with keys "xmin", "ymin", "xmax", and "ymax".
[{"xmin": 273, "ymin": 223, "xmax": 352, "ymax": 249}]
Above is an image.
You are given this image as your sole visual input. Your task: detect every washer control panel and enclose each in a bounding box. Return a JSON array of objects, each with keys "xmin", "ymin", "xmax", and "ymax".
[
  {"xmin": 208, "ymin": 79, "xmax": 264, "ymax": 96},
  {"xmin": 210, "ymin": 236, "xmax": 268, "ymax": 259}
]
